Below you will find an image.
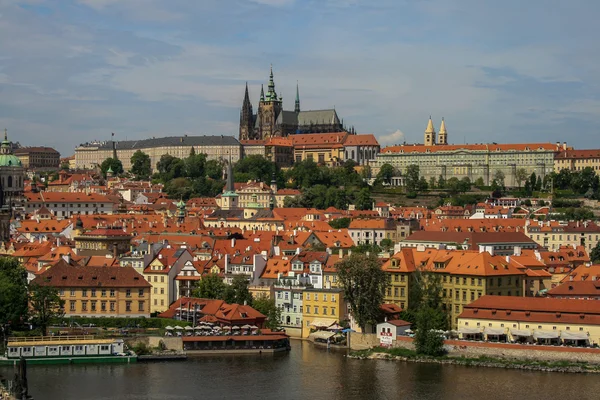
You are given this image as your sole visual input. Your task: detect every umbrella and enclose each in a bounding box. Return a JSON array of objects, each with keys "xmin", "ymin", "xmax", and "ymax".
[
  {"xmin": 201, "ymin": 326, "xmax": 211, "ymax": 330},
  {"xmin": 194, "ymin": 326, "xmax": 203, "ymax": 330},
  {"xmin": 223, "ymin": 326, "xmax": 231, "ymax": 331},
  {"xmin": 184, "ymin": 326, "xmax": 194, "ymax": 331},
  {"xmin": 165, "ymin": 326, "xmax": 174, "ymax": 330},
  {"xmin": 232, "ymin": 325, "xmax": 240, "ymax": 330},
  {"xmin": 241, "ymin": 324, "xmax": 251, "ymax": 329},
  {"xmin": 250, "ymin": 325, "xmax": 258, "ymax": 330},
  {"xmin": 213, "ymin": 326, "xmax": 222, "ymax": 331},
  {"xmin": 341, "ymin": 328, "xmax": 355, "ymax": 333},
  {"xmin": 174, "ymin": 325, "xmax": 184, "ymax": 330},
  {"xmin": 405, "ymin": 329, "xmax": 413, "ymax": 334}
]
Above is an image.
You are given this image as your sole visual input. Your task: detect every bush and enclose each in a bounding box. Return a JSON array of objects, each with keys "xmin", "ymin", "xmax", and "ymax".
[{"xmin": 132, "ymin": 342, "xmax": 151, "ymax": 355}]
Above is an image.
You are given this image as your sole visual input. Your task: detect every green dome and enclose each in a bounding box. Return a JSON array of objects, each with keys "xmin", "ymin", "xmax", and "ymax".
[{"xmin": 0, "ymin": 153, "xmax": 21, "ymax": 167}]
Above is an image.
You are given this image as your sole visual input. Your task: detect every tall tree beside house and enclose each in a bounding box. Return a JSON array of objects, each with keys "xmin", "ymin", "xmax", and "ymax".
[
  {"xmin": 515, "ymin": 168, "xmax": 528, "ymax": 188},
  {"xmin": 224, "ymin": 275, "xmax": 254, "ymax": 306},
  {"xmin": 337, "ymin": 253, "xmax": 388, "ymax": 332},
  {"xmin": 590, "ymin": 242, "xmax": 600, "ymax": 264},
  {"xmin": 193, "ymin": 273, "xmax": 227, "ymax": 299},
  {"xmin": 405, "ymin": 164, "xmax": 420, "ymax": 195},
  {"xmin": 130, "ymin": 150, "xmax": 151, "ymax": 180},
  {"xmin": 376, "ymin": 163, "xmax": 395, "ymax": 185},
  {"xmin": 329, "ymin": 217, "xmax": 351, "ymax": 229},
  {"xmin": 0, "ymin": 258, "xmax": 29, "ymax": 338},
  {"xmin": 100, "ymin": 157, "xmax": 124, "ymax": 176},
  {"xmin": 354, "ymin": 188, "xmax": 373, "ymax": 211},
  {"xmin": 29, "ymin": 283, "xmax": 65, "ymax": 336},
  {"xmin": 252, "ymin": 294, "xmax": 281, "ymax": 330}
]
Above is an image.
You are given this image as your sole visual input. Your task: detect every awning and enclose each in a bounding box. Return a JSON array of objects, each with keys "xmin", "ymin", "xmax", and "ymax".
[
  {"xmin": 484, "ymin": 327, "xmax": 506, "ymax": 335},
  {"xmin": 309, "ymin": 331, "xmax": 336, "ymax": 340},
  {"xmin": 561, "ymin": 331, "xmax": 589, "ymax": 341},
  {"xmin": 458, "ymin": 327, "xmax": 482, "ymax": 335},
  {"xmin": 310, "ymin": 318, "xmax": 337, "ymax": 328},
  {"xmin": 533, "ymin": 330, "xmax": 559, "ymax": 340},
  {"xmin": 510, "ymin": 329, "xmax": 532, "ymax": 337}
]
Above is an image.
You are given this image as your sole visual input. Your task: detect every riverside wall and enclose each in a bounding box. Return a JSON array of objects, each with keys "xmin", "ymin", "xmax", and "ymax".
[
  {"xmin": 349, "ymin": 333, "xmax": 600, "ymax": 363},
  {"xmin": 125, "ymin": 336, "xmax": 183, "ymax": 351}
]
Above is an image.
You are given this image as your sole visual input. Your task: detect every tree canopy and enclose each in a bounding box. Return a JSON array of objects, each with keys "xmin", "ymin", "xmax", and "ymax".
[
  {"xmin": 29, "ymin": 283, "xmax": 65, "ymax": 336},
  {"xmin": 153, "ymin": 153, "xmax": 225, "ymax": 199},
  {"xmin": 337, "ymin": 253, "xmax": 388, "ymax": 331},
  {"xmin": 223, "ymin": 275, "xmax": 254, "ymax": 306},
  {"xmin": 251, "ymin": 294, "xmax": 281, "ymax": 330},
  {"xmin": 193, "ymin": 273, "xmax": 227, "ymax": 299},
  {"xmin": 100, "ymin": 158, "xmax": 124, "ymax": 176},
  {"xmin": 130, "ymin": 150, "xmax": 152, "ymax": 180},
  {"xmin": 0, "ymin": 257, "xmax": 29, "ymax": 335}
]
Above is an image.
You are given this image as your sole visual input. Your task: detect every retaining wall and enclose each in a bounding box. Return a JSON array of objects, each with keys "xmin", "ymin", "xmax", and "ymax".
[{"xmin": 125, "ymin": 336, "xmax": 183, "ymax": 351}]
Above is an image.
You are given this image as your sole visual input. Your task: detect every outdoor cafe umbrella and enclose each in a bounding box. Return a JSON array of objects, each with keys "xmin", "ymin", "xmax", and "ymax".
[
  {"xmin": 194, "ymin": 326, "xmax": 203, "ymax": 330},
  {"xmin": 165, "ymin": 326, "xmax": 174, "ymax": 330},
  {"xmin": 327, "ymin": 323, "xmax": 343, "ymax": 331},
  {"xmin": 232, "ymin": 325, "xmax": 240, "ymax": 330},
  {"xmin": 213, "ymin": 326, "xmax": 222, "ymax": 331},
  {"xmin": 223, "ymin": 326, "xmax": 231, "ymax": 331},
  {"xmin": 241, "ymin": 324, "xmax": 252, "ymax": 329},
  {"xmin": 174, "ymin": 325, "xmax": 184, "ymax": 330},
  {"xmin": 184, "ymin": 326, "xmax": 194, "ymax": 331},
  {"xmin": 250, "ymin": 325, "xmax": 258, "ymax": 330}
]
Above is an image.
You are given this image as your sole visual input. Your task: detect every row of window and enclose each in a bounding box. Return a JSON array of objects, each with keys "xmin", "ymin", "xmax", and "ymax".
[
  {"xmin": 69, "ymin": 300, "xmax": 144, "ymax": 312},
  {"xmin": 305, "ymin": 306, "xmax": 336, "ymax": 316},
  {"xmin": 63, "ymin": 289, "xmax": 144, "ymax": 297},
  {"xmin": 465, "ymin": 321, "xmax": 585, "ymax": 331},
  {"xmin": 304, "ymin": 293, "xmax": 337, "ymax": 302}
]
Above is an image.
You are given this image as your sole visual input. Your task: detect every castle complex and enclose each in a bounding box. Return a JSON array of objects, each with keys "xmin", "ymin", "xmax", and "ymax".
[{"xmin": 239, "ymin": 67, "xmax": 346, "ymax": 141}]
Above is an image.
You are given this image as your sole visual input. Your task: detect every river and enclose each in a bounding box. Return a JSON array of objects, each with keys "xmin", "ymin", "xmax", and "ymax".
[{"xmin": 3, "ymin": 340, "xmax": 600, "ymax": 400}]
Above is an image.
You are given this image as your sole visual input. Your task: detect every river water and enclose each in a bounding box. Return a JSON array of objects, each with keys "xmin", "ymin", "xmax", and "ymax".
[{"xmin": 3, "ymin": 340, "xmax": 600, "ymax": 400}]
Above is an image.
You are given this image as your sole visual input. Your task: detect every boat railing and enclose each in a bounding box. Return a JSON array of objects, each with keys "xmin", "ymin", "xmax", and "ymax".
[{"xmin": 7, "ymin": 335, "xmax": 97, "ymax": 343}]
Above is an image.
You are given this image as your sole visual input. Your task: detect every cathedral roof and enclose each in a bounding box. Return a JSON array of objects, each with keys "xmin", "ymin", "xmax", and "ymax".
[{"xmin": 297, "ymin": 109, "xmax": 340, "ymax": 126}]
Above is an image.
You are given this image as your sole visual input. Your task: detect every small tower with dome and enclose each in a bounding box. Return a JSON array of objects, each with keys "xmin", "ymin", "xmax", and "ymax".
[{"xmin": 0, "ymin": 129, "xmax": 25, "ymax": 211}]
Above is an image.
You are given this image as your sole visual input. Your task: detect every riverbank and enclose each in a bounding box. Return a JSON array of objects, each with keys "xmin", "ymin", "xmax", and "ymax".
[{"xmin": 349, "ymin": 347, "xmax": 600, "ymax": 374}]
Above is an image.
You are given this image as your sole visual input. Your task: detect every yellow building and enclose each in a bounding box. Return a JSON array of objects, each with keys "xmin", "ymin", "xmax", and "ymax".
[
  {"xmin": 458, "ymin": 295, "xmax": 600, "ymax": 346},
  {"xmin": 381, "ymin": 247, "xmax": 525, "ymax": 327},
  {"xmin": 14, "ymin": 146, "xmax": 60, "ymax": 169},
  {"xmin": 291, "ymin": 133, "xmax": 347, "ymax": 166},
  {"xmin": 31, "ymin": 260, "xmax": 151, "ymax": 318},
  {"xmin": 301, "ymin": 288, "xmax": 348, "ymax": 338},
  {"xmin": 555, "ymin": 149, "xmax": 600, "ymax": 172},
  {"xmin": 524, "ymin": 220, "xmax": 600, "ymax": 254}
]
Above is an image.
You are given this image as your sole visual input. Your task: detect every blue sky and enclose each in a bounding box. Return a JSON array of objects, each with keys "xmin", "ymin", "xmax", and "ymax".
[{"xmin": 1, "ymin": 0, "xmax": 599, "ymax": 155}]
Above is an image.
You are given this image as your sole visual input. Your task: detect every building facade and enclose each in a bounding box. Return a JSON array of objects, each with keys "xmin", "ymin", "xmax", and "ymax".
[
  {"xmin": 554, "ymin": 148, "xmax": 600, "ymax": 172},
  {"xmin": 31, "ymin": 260, "xmax": 151, "ymax": 318},
  {"xmin": 239, "ymin": 68, "xmax": 345, "ymax": 141},
  {"xmin": 302, "ymin": 288, "xmax": 348, "ymax": 338},
  {"xmin": 0, "ymin": 129, "xmax": 25, "ymax": 212},
  {"xmin": 24, "ymin": 192, "xmax": 117, "ymax": 217},
  {"xmin": 14, "ymin": 146, "xmax": 60, "ymax": 169},
  {"xmin": 75, "ymin": 135, "xmax": 241, "ymax": 172},
  {"xmin": 373, "ymin": 119, "xmax": 560, "ymax": 187}
]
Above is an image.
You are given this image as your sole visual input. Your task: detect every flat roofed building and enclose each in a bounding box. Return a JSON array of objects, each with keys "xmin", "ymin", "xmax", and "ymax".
[
  {"xmin": 458, "ymin": 295, "xmax": 600, "ymax": 346},
  {"xmin": 374, "ymin": 139, "xmax": 562, "ymax": 187},
  {"xmin": 14, "ymin": 146, "xmax": 60, "ymax": 169},
  {"xmin": 75, "ymin": 135, "xmax": 241, "ymax": 172},
  {"xmin": 24, "ymin": 192, "xmax": 117, "ymax": 217}
]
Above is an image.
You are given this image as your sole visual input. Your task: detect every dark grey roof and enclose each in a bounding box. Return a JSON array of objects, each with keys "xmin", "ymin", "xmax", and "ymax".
[
  {"xmin": 279, "ymin": 111, "xmax": 298, "ymax": 125},
  {"xmin": 81, "ymin": 136, "xmax": 240, "ymax": 150},
  {"xmin": 297, "ymin": 109, "xmax": 339, "ymax": 126}
]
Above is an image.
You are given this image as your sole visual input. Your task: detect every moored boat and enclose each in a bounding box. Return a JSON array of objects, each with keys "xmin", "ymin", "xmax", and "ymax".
[{"xmin": 0, "ymin": 335, "xmax": 137, "ymax": 365}]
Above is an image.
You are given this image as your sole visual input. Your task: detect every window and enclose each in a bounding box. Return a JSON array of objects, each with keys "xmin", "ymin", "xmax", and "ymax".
[
  {"xmin": 101, "ymin": 289, "xmax": 106, "ymax": 297},
  {"xmin": 101, "ymin": 301, "xmax": 106, "ymax": 312},
  {"xmin": 110, "ymin": 302, "xmax": 116, "ymax": 311},
  {"xmin": 160, "ymin": 288, "xmax": 164, "ymax": 295},
  {"xmin": 82, "ymin": 289, "xmax": 87, "ymax": 297},
  {"xmin": 161, "ymin": 276, "xmax": 164, "ymax": 283},
  {"xmin": 126, "ymin": 289, "xmax": 131, "ymax": 297},
  {"xmin": 81, "ymin": 301, "xmax": 88, "ymax": 311},
  {"xmin": 138, "ymin": 301, "xmax": 145, "ymax": 312},
  {"xmin": 394, "ymin": 288, "xmax": 399, "ymax": 297},
  {"xmin": 154, "ymin": 288, "xmax": 158, "ymax": 294},
  {"xmin": 455, "ymin": 305, "xmax": 459, "ymax": 313},
  {"xmin": 126, "ymin": 301, "xmax": 132, "ymax": 312},
  {"xmin": 70, "ymin": 301, "xmax": 75, "ymax": 311},
  {"xmin": 331, "ymin": 308, "xmax": 335, "ymax": 316},
  {"xmin": 314, "ymin": 307, "xmax": 319, "ymax": 315},
  {"xmin": 110, "ymin": 289, "xmax": 115, "ymax": 297},
  {"xmin": 91, "ymin": 289, "xmax": 96, "ymax": 297},
  {"xmin": 323, "ymin": 294, "xmax": 327, "ymax": 302},
  {"xmin": 100, "ymin": 345, "xmax": 109, "ymax": 351},
  {"xmin": 70, "ymin": 289, "xmax": 76, "ymax": 297},
  {"xmin": 138, "ymin": 289, "xmax": 144, "ymax": 297}
]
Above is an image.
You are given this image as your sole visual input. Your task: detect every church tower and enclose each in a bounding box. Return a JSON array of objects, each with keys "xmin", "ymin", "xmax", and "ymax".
[
  {"xmin": 239, "ymin": 82, "xmax": 254, "ymax": 141},
  {"xmin": 424, "ymin": 116, "xmax": 436, "ymax": 146},
  {"xmin": 438, "ymin": 118, "xmax": 448, "ymax": 145},
  {"xmin": 221, "ymin": 158, "xmax": 238, "ymax": 211},
  {"xmin": 257, "ymin": 66, "xmax": 283, "ymax": 140},
  {"xmin": 294, "ymin": 82, "xmax": 300, "ymax": 113}
]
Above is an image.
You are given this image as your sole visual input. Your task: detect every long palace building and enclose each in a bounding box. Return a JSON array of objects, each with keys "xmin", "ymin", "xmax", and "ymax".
[
  {"xmin": 373, "ymin": 117, "xmax": 564, "ymax": 187},
  {"xmin": 75, "ymin": 136, "xmax": 241, "ymax": 172}
]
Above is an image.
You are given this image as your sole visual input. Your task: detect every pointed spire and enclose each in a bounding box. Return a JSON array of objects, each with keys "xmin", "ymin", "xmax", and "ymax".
[
  {"xmin": 425, "ymin": 116, "xmax": 436, "ymax": 133},
  {"xmin": 225, "ymin": 155, "xmax": 235, "ymax": 193},
  {"xmin": 243, "ymin": 82, "xmax": 250, "ymax": 103},
  {"xmin": 295, "ymin": 81, "xmax": 300, "ymax": 113},
  {"xmin": 3, "ymin": 129, "xmax": 6, "ymax": 141},
  {"xmin": 267, "ymin": 64, "xmax": 278, "ymax": 102},
  {"xmin": 439, "ymin": 117, "xmax": 447, "ymax": 134},
  {"xmin": 260, "ymin": 84, "xmax": 265, "ymax": 102}
]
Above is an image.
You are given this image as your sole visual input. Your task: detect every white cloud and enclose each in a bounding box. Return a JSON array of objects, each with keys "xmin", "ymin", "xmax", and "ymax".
[{"xmin": 378, "ymin": 129, "xmax": 405, "ymax": 146}]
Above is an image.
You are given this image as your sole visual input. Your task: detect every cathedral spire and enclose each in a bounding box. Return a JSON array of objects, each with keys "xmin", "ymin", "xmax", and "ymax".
[
  {"xmin": 424, "ymin": 116, "xmax": 436, "ymax": 147},
  {"xmin": 438, "ymin": 117, "xmax": 448, "ymax": 145},
  {"xmin": 239, "ymin": 82, "xmax": 254, "ymax": 140},
  {"xmin": 260, "ymin": 84, "xmax": 265, "ymax": 102},
  {"xmin": 266, "ymin": 64, "xmax": 278, "ymax": 102},
  {"xmin": 295, "ymin": 81, "xmax": 300, "ymax": 113},
  {"xmin": 425, "ymin": 116, "xmax": 435, "ymax": 133}
]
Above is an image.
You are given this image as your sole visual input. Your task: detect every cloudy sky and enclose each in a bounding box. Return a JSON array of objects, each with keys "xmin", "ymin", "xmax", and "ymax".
[{"xmin": 1, "ymin": 0, "xmax": 599, "ymax": 155}]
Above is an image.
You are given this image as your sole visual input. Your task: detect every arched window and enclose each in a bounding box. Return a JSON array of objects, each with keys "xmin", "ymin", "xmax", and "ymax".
[{"xmin": 7, "ymin": 176, "xmax": 12, "ymax": 188}]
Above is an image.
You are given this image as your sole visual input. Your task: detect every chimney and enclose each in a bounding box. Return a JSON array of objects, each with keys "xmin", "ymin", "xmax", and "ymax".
[
  {"xmin": 339, "ymin": 248, "xmax": 343, "ymax": 258},
  {"xmin": 563, "ymin": 142, "xmax": 567, "ymax": 150}
]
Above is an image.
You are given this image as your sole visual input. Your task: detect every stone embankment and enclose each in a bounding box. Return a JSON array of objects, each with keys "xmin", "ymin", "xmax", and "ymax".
[{"xmin": 349, "ymin": 351, "xmax": 600, "ymax": 374}]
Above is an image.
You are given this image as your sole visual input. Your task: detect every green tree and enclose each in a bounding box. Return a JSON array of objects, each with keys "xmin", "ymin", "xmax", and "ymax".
[
  {"xmin": 590, "ymin": 242, "xmax": 600, "ymax": 263},
  {"xmin": 493, "ymin": 170, "xmax": 505, "ymax": 187},
  {"xmin": 130, "ymin": 150, "xmax": 151, "ymax": 180},
  {"xmin": 414, "ymin": 307, "xmax": 446, "ymax": 356},
  {"xmin": 354, "ymin": 188, "xmax": 373, "ymax": 211},
  {"xmin": 379, "ymin": 238, "xmax": 394, "ymax": 251},
  {"xmin": 193, "ymin": 273, "xmax": 226, "ymax": 299},
  {"xmin": 0, "ymin": 258, "xmax": 29, "ymax": 338},
  {"xmin": 515, "ymin": 168, "xmax": 528, "ymax": 188},
  {"xmin": 405, "ymin": 165, "xmax": 420, "ymax": 194},
  {"xmin": 60, "ymin": 161, "xmax": 70, "ymax": 171},
  {"xmin": 418, "ymin": 176, "xmax": 428, "ymax": 192},
  {"xmin": 337, "ymin": 253, "xmax": 388, "ymax": 331},
  {"xmin": 234, "ymin": 155, "xmax": 281, "ymax": 185},
  {"xmin": 429, "ymin": 176, "xmax": 436, "ymax": 190},
  {"xmin": 437, "ymin": 175, "xmax": 446, "ymax": 189},
  {"xmin": 224, "ymin": 275, "xmax": 253, "ymax": 305},
  {"xmin": 251, "ymin": 294, "xmax": 281, "ymax": 330},
  {"xmin": 30, "ymin": 283, "xmax": 65, "ymax": 336},
  {"xmin": 474, "ymin": 177, "xmax": 485, "ymax": 187},
  {"xmin": 100, "ymin": 158, "xmax": 123, "ymax": 176},
  {"xmin": 377, "ymin": 163, "xmax": 395, "ymax": 185},
  {"xmin": 329, "ymin": 217, "xmax": 351, "ymax": 229}
]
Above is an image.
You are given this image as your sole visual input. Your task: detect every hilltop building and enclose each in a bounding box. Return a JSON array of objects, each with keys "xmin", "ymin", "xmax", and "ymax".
[
  {"xmin": 0, "ymin": 129, "xmax": 25, "ymax": 216},
  {"xmin": 239, "ymin": 67, "xmax": 346, "ymax": 141}
]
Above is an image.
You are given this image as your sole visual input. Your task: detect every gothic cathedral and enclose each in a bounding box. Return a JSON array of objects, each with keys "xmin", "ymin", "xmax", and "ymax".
[{"xmin": 239, "ymin": 67, "xmax": 347, "ymax": 141}]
